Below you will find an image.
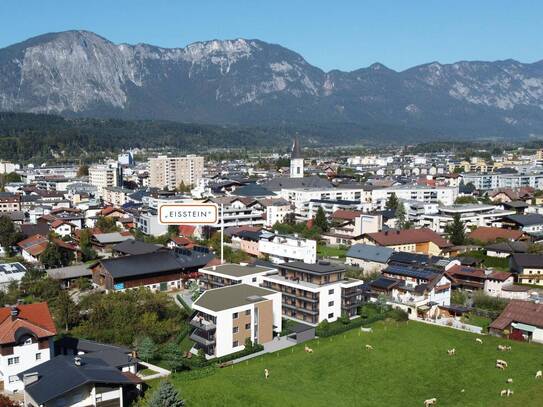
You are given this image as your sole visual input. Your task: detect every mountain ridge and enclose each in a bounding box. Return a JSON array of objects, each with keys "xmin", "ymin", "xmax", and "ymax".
[{"xmin": 2, "ymin": 30, "xmax": 543, "ymax": 138}]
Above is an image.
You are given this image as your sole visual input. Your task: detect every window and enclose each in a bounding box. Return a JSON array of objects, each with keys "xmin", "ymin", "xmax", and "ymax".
[
  {"xmin": 328, "ymin": 301, "xmax": 334, "ymax": 307},
  {"xmin": 245, "ymin": 323, "xmax": 251, "ymax": 330},
  {"xmin": 8, "ymin": 376, "xmax": 18, "ymax": 383},
  {"xmin": 8, "ymin": 357, "xmax": 19, "ymax": 365},
  {"xmin": 252, "ymin": 277, "xmax": 257, "ymax": 283},
  {"xmin": 233, "ymin": 326, "xmax": 239, "ymax": 334},
  {"xmin": 245, "ymin": 310, "xmax": 251, "ymax": 316},
  {"xmin": 328, "ymin": 289, "xmax": 334, "ymax": 295},
  {"xmin": 232, "ymin": 312, "xmax": 239, "ymax": 319},
  {"xmin": 328, "ymin": 313, "xmax": 334, "ymax": 319},
  {"xmin": 24, "ymin": 337, "xmax": 33, "ymax": 345},
  {"xmin": 35, "ymin": 353, "xmax": 41, "ymax": 361},
  {"xmin": 233, "ymin": 340, "xmax": 239, "ymax": 347}
]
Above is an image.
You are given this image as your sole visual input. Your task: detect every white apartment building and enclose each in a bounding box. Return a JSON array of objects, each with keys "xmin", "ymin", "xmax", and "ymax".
[
  {"xmin": 191, "ymin": 284, "xmax": 282, "ymax": 358},
  {"xmin": 135, "ymin": 210, "xmax": 169, "ymax": 236},
  {"xmin": 198, "ymin": 263, "xmax": 277, "ymax": 290},
  {"xmin": 279, "ymin": 186, "xmax": 372, "ymax": 213},
  {"xmin": 419, "ymin": 204, "xmax": 516, "ymax": 233},
  {"xmin": 88, "ymin": 163, "xmax": 120, "ymax": 197},
  {"xmin": 0, "ymin": 161, "xmax": 20, "ymax": 174},
  {"xmin": 259, "ymin": 233, "xmax": 317, "ymax": 264},
  {"xmin": 204, "ymin": 197, "xmax": 266, "ymax": 230},
  {"xmin": 372, "ymin": 185, "xmax": 458, "ymax": 206},
  {"xmin": 462, "ymin": 171, "xmax": 543, "ymax": 191},
  {"xmin": 149, "ymin": 155, "xmax": 204, "ymax": 190},
  {"xmin": 261, "ymin": 261, "xmax": 364, "ymax": 325},
  {"xmin": 0, "ymin": 304, "xmax": 56, "ymax": 393}
]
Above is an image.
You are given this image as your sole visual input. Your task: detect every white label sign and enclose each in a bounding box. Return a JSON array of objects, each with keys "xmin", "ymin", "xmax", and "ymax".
[{"xmin": 158, "ymin": 203, "xmax": 219, "ymax": 225}]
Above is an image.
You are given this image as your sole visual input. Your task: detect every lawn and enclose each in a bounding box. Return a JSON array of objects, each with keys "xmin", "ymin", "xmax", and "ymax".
[
  {"xmin": 165, "ymin": 321, "xmax": 543, "ymax": 407},
  {"xmin": 463, "ymin": 250, "xmax": 510, "ymax": 270},
  {"xmin": 317, "ymin": 244, "xmax": 348, "ymax": 258}
]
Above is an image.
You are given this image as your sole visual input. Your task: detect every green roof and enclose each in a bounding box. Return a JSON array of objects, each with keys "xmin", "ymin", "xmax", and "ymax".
[{"xmin": 194, "ymin": 284, "xmax": 276, "ymax": 312}]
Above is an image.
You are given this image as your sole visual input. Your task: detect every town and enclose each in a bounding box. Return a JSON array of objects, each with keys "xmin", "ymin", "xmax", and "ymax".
[{"xmin": 1, "ymin": 136, "xmax": 543, "ymax": 406}]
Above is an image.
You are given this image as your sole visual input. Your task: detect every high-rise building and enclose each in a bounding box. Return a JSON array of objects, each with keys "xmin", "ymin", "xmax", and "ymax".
[
  {"xmin": 88, "ymin": 163, "xmax": 121, "ymax": 197},
  {"xmin": 149, "ymin": 155, "xmax": 204, "ymax": 190},
  {"xmin": 290, "ymin": 137, "xmax": 304, "ymax": 178}
]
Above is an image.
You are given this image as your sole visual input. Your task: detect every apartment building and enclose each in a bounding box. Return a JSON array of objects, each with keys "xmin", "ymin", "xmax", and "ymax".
[
  {"xmin": 372, "ymin": 185, "xmax": 458, "ymax": 206},
  {"xmin": 102, "ymin": 186, "xmax": 132, "ymax": 206},
  {"xmin": 0, "ymin": 192, "xmax": 21, "ymax": 213},
  {"xmin": 203, "ymin": 197, "xmax": 266, "ymax": 230},
  {"xmin": 149, "ymin": 155, "xmax": 204, "ymax": 190},
  {"xmin": 259, "ymin": 233, "xmax": 317, "ymax": 264},
  {"xmin": 0, "ymin": 303, "xmax": 56, "ymax": 393},
  {"xmin": 198, "ymin": 263, "xmax": 277, "ymax": 290},
  {"xmin": 89, "ymin": 163, "xmax": 121, "ymax": 197},
  {"xmin": 363, "ymin": 228, "xmax": 452, "ymax": 256},
  {"xmin": 279, "ymin": 186, "xmax": 371, "ymax": 213},
  {"xmin": 191, "ymin": 284, "xmax": 282, "ymax": 358},
  {"xmin": 462, "ymin": 171, "xmax": 543, "ymax": 191},
  {"xmin": 261, "ymin": 261, "xmax": 364, "ymax": 325}
]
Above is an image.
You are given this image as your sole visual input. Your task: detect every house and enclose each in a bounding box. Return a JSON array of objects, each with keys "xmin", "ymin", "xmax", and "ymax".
[
  {"xmin": 483, "ymin": 271, "xmax": 516, "ymax": 298},
  {"xmin": 258, "ymin": 233, "xmax": 317, "ymax": 264},
  {"xmin": 90, "ymin": 232, "xmax": 134, "ymax": 253},
  {"xmin": 387, "ymin": 251, "xmax": 458, "ymax": 270},
  {"xmin": 502, "ymin": 214, "xmax": 543, "ymax": 234},
  {"xmin": 166, "ymin": 236, "xmax": 194, "ymax": 250},
  {"xmin": 198, "ymin": 263, "xmax": 276, "ymax": 290},
  {"xmin": 489, "ymin": 187, "xmax": 534, "ymax": 203},
  {"xmin": 50, "ymin": 219, "xmax": 77, "ymax": 238},
  {"xmin": 322, "ymin": 212, "xmax": 381, "ymax": 246},
  {"xmin": 17, "ymin": 234, "xmax": 49, "ymax": 263},
  {"xmin": 345, "ymin": 244, "xmax": 393, "ymax": 275},
  {"xmin": 230, "ymin": 229, "xmax": 267, "ymax": 257},
  {"xmin": 446, "ymin": 264, "xmax": 488, "ymax": 290},
  {"xmin": 191, "ymin": 284, "xmax": 282, "ymax": 358},
  {"xmin": 261, "ymin": 261, "xmax": 365, "ymax": 324},
  {"xmin": 46, "ymin": 264, "xmax": 92, "ymax": 289},
  {"xmin": 19, "ymin": 355, "xmax": 140, "ymax": 407},
  {"xmin": 112, "ymin": 239, "xmax": 163, "ymax": 256},
  {"xmin": 489, "ymin": 300, "xmax": 543, "ymax": 343},
  {"xmin": 90, "ymin": 248, "xmax": 214, "ymax": 291},
  {"xmin": 485, "ymin": 241, "xmax": 528, "ymax": 258},
  {"xmin": 259, "ymin": 197, "xmax": 291, "ymax": 227},
  {"xmin": 0, "ymin": 262, "xmax": 27, "ymax": 292},
  {"xmin": 0, "ymin": 303, "xmax": 56, "ymax": 393},
  {"xmin": 0, "ymin": 193, "xmax": 21, "ymax": 213},
  {"xmin": 363, "ymin": 228, "xmax": 452, "ymax": 256},
  {"xmin": 510, "ymin": 253, "xmax": 543, "ymax": 286},
  {"xmin": 467, "ymin": 226, "xmax": 524, "ymax": 244}
]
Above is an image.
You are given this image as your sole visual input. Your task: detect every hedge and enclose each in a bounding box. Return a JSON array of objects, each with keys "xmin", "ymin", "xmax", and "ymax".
[
  {"xmin": 182, "ymin": 343, "xmax": 265, "ymax": 369},
  {"xmin": 176, "ymin": 294, "xmax": 192, "ymax": 313},
  {"xmin": 316, "ymin": 314, "xmax": 386, "ymax": 337},
  {"xmin": 176, "ymin": 324, "xmax": 192, "ymax": 344}
]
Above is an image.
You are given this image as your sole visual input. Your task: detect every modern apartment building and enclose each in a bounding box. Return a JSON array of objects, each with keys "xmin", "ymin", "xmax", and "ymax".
[
  {"xmin": 0, "ymin": 192, "xmax": 21, "ymax": 213},
  {"xmin": 261, "ymin": 261, "xmax": 364, "ymax": 325},
  {"xmin": 149, "ymin": 155, "xmax": 204, "ymax": 190},
  {"xmin": 462, "ymin": 171, "xmax": 543, "ymax": 191},
  {"xmin": 191, "ymin": 284, "xmax": 282, "ymax": 358},
  {"xmin": 198, "ymin": 263, "xmax": 277, "ymax": 291},
  {"xmin": 258, "ymin": 233, "xmax": 317, "ymax": 264},
  {"xmin": 88, "ymin": 163, "xmax": 121, "ymax": 197},
  {"xmin": 371, "ymin": 185, "xmax": 459, "ymax": 206}
]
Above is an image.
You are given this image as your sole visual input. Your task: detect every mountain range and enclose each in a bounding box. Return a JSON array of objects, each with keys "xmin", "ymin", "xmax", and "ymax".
[{"xmin": 1, "ymin": 30, "xmax": 543, "ymax": 139}]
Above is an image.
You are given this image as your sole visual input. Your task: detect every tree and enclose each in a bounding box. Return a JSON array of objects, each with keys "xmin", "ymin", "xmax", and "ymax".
[
  {"xmin": 0, "ymin": 394, "xmax": 19, "ymax": 407},
  {"xmin": 77, "ymin": 165, "xmax": 89, "ymax": 177},
  {"xmin": 41, "ymin": 244, "xmax": 74, "ymax": 268},
  {"xmin": 147, "ymin": 381, "xmax": 185, "ymax": 407},
  {"xmin": 284, "ymin": 212, "xmax": 296, "ymax": 226},
  {"xmin": 177, "ymin": 181, "xmax": 191, "ymax": 193},
  {"xmin": 189, "ymin": 280, "xmax": 201, "ymax": 301},
  {"xmin": 160, "ymin": 342, "xmax": 184, "ymax": 372},
  {"xmin": 135, "ymin": 336, "xmax": 157, "ymax": 362},
  {"xmin": 385, "ymin": 193, "xmax": 399, "ymax": 211},
  {"xmin": 395, "ymin": 203, "xmax": 408, "ymax": 229},
  {"xmin": 78, "ymin": 228, "xmax": 92, "ymax": 249},
  {"xmin": 95, "ymin": 216, "xmax": 119, "ymax": 233},
  {"xmin": 168, "ymin": 225, "xmax": 179, "ymax": 236},
  {"xmin": 0, "ymin": 215, "xmax": 22, "ymax": 254},
  {"xmin": 445, "ymin": 213, "xmax": 466, "ymax": 246},
  {"xmin": 53, "ymin": 290, "xmax": 80, "ymax": 331},
  {"xmin": 455, "ymin": 195, "xmax": 479, "ymax": 204},
  {"xmin": 314, "ymin": 207, "xmax": 329, "ymax": 232}
]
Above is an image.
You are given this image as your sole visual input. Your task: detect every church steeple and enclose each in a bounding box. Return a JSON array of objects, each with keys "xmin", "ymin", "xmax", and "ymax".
[{"xmin": 290, "ymin": 137, "xmax": 304, "ymax": 178}]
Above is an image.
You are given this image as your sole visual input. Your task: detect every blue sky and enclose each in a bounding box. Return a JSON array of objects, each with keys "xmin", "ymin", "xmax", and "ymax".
[{"xmin": 1, "ymin": 0, "xmax": 541, "ymax": 72}]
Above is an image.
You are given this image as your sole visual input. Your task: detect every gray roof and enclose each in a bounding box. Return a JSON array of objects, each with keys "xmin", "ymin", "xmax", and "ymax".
[
  {"xmin": 112, "ymin": 239, "xmax": 163, "ymax": 255},
  {"xmin": 511, "ymin": 253, "xmax": 543, "ymax": 268},
  {"xmin": 201, "ymin": 263, "xmax": 275, "ymax": 278},
  {"xmin": 19, "ymin": 355, "xmax": 133, "ymax": 405},
  {"xmin": 99, "ymin": 249, "xmax": 214, "ymax": 279},
  {"xmin": 235, "ymin": 183, "xmax": 276, "ymax": 197},
  {"xmin": 47, "ymin": 264, "xmax": 91, "ymax": 280},
  {"xmin": 94, "ymin": 232, "xmax": 134, "ymax": 244},
  {"xmin": 346, "ymin": 244, "xmax": 393, "ymax": 263},
  {"xmin": 485, "ymin": 241, "xmax": 528, "ymax": 254},
  {"xmin": 55, "ymin": 337, "xmax": 131, "ymax": 355},
  {"xmin": 194, "ymin": 284, "xmax": 276, "ymax": 312},
  {"xmin": 279, "ymin": 260, "xmax": 345, "ymax": 275},
  {"xmin": 261, "ymin": 175, "xmax": 332, "ymax": 192},
  {"xmin": 505, "ymin": 214, "xmax": 543, "ymax": 226}
]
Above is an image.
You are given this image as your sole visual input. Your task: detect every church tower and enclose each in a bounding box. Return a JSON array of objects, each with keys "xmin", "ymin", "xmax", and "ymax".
[{"xmin": 290, "ymin": 137, "xmax": 304, "ymax": 178}]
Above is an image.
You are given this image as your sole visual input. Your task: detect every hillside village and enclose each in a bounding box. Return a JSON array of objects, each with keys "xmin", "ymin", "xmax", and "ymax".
[{"xmin": 1, "ymin": 139, "xmax": 543, "ymax": 405}]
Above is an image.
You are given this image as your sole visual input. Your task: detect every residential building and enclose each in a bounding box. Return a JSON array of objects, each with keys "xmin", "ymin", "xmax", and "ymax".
[
  {"xmin": 17, "ymin": 234, "xmax": 49, "ymax": 263},
  {"xmin": 363, "ymin": 228, "xmax": 452, "ymax": 256},
  {"xmin": 258, "ymin": 233, "xmax": 317, "ymax": 264},
  {"xmin": 371, "ymin": 185, "xmax": 459, "ymax": 206},
  {"xmin": 149, "ymin": 155, "xmax": 204, "ymax": 189},
  {"xmin": 489, "ymin": 300, "xmax": 543, "ymax": 343},
  {"xmin": 484, "ymin": 271, "xmax": 516, "ymax": 298},
  {"xmin": 198, "ymin": 263, "xmax": 276, "ymax": 290},
  {"xmin": 502, "ymin": 214, "xmax": 543, "ymax": 234},
  {"xmin": 0, "ymin": 192, "xmax": 21, "ymax": 213},
  {"xmin": 261, "ymin": 261, "xmax": 365, "ymax": 325},
  {"xmin": 103, "ymin": 187, "xmax": 132, "ymax": 206},
  {"xmin": 89, "ymin": 163, "xmax": 121, "ymax": 197},
  {"xmin": 510, "ymin": 253, "xmax": 543, "ymax": 286},
  {"xmin": 322, "ymin": 212, "xmax": 381, "ymax": 246},
  {"xmin": 462, "ymin": 172, "xmax": 543, "ymax": 191},
  {"xmin": 203, "ymin": 197, "xmax": 266, "ymax": 230},
  {"xmin": 191, "ymin": 284, "xmax": 282, "ymax": 358},
  {"xmin": 467, "ymin": 226, "xmax": 524, "ymax": 244},
  {"xmin": 134, "ymin": 209, "xmax": 169, "ymax": 236},
  {"xmin": 259, "ymin": 198, "xmax": 291, "ymax": 227},
  {"xmin": 0, "ymin": 303, "xmax": 56, "ymax": 393},
  {"xmin": 0, "ymin": 262, "xmax": 27, "ymax": 292},
  {"xmin": 345, "ymin": 244, "xmax": 393, "ymax": 274}
]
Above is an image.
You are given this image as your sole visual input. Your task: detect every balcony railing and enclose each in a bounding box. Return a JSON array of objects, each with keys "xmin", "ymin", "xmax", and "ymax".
[
  {"xmin": 190, "ymin": 317, "xmax": 216, "ymax": 331},
  {"xmin": 190, "ymin": 330, "xmax": 216, "ymax": 346}
]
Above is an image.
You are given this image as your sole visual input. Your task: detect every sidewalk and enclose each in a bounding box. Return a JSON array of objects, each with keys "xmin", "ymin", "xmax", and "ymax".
[
  {"xmin": 231, "ymin": 336, "xmax": 297, "ymax": 364},
  {"xmin": 138, "ymin": 361, "xmax": 171, "ymax": 381}
]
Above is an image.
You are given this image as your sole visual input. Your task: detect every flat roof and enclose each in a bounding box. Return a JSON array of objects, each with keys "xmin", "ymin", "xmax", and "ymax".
[
  {"xmin": 194, "ymin": 284, "xmax": 276, "ymax": 312},
  {"xmin": 279, "ymin": 261, "xmax": 345, "ymax": 275},
  {"xmin": 200, "ymin": 263, "xmax": 276, "ymax": 278}
]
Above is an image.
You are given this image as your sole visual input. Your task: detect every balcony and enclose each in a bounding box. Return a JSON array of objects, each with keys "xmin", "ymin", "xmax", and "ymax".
[
  {"xmin": 282, "ymin": 302, "xmax": 319, "ymax": 315},
  {"xmin": 190, "ymin": 317, "xmax": 216, "ymax": 331},
  {"xmin": 190, "ymin": 330, "xmax": 216, "ymax": 346}
]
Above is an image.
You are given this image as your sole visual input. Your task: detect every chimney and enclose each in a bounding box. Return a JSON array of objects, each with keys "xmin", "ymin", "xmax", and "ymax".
[
  {"xmin": 23, "ymin": 372, "xmax": 39, "ymax": 386},
  {"xmin": 10, "ymin": 306, "xmax": 19, "ymax": 321},
  {"xmin": 74, "ymin": 356, "xmax": 82, "ymax": 367}
]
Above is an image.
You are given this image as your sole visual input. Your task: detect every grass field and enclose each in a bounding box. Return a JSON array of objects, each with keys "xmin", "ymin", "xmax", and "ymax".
[
  {"xmin": 317, "ymin": 244, "xmax": 348, "ymax": 258},
  {"xmin": 165, "ymin": 321, "xmax": 543, "ymax": 407}
]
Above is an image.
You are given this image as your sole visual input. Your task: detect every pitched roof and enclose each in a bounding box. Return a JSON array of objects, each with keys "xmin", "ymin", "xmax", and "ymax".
[
  {"xmin": 178, "ymin": 225, "xmax": 196, "ymax": 236},
  {"xmin": 487, "ymin": 271, "xmax": 513, "ymax": 281},
  {"xmin": 235, "ymin": 184, "xmax": 276, "ymax": 197},
  {"xmin": 19, "ymin": 355, "xmax": 133, "ymax": 405},
  {"xmin": 446, "ymin": 264, "xmax": 487, "ymax": 280},
  {"xmin": 17, "ymin": 234, "xmax": 49, "ymax": 257},
  {"xmin": 332, "ymin": 209, "xmax": 364, "ymax": 221},
  {"xmin": 346, "ymin": 244, "xmax": 393, "ymax": 263},
  {"xmin": 468, "ymin": 227, "xmax": 523, "ymax": 243},
  {"xmin": 485, "ymin": 241, "xmax": 528, "ymax": 254},
  {"xmin": 291, "ymin": 137, "xmax": 303, "ymax": 159},
  {"xmin": 365, "ymin": 228, "xmax": 452, "ymax": 248},
  {"xmin": 490, "ymin": 300, "xmax": 543, "ymax": 330},
  {"xmin": 504, "ymin": 214, "xmax": 543, "ymax": 226},
  {"xmin": 511, "ymin": 253, "xmax": 543, "ymax": 268},
  {"xmin": 112, "ymin": 239, "xmax": 163, "ymax": 255},
  {"xmin": 0, "ymin": 303, "xmax": 56, "ymax": 345}
]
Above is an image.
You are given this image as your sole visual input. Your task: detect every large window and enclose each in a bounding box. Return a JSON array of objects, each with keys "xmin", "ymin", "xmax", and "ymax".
[{"xmin": 8, "ymin": 356, "xmax": 19, "ymax": 365}]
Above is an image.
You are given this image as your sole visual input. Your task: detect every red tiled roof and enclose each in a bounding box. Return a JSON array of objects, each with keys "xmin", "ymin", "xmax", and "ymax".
[
  {"xmin": 100, "ymin": 206, "xmax": 125, "ymax": 216},
  {"xmin": 0, "ymin": 303, "xmax": 57, "ymax": 344},
  {"xmin": 51, "ymin": 219, "xmax": 75, "ymax": 229},
  {"xmin": 490, "ymin": 300, "xmax": 543, "ymax": 330},
  {"xmin": 331, "ymin": 210, "xmax": 363, "ymax": 221},
  {"xmin": 170, "ymin": 236, "xmax": 193, "ymax": 246},
  {"xmin": 178, "ymin": 225, "xmax": 196, "ymax": 236},
  {"xmin": 487, "ymin": 271, "xmax": 512, "ymax": 281},
  {"xmin": 366, "ymin": 228, "xmax": 452, "ymax": 248},
  {"xmin": 468, "ymin": 227, "xmax": 523, "ymax": 243},
  {"xmin": 446, "ymin": 264, "xmax": 487, "ymax": 279},
  {"xmin": 17, "ymin": 234, "xmax": 49, "ymax": 257}
]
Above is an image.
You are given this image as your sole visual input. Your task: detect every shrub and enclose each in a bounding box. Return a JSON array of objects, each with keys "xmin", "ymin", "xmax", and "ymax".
[{"xmin": 385, "ymin": 307, "xmax": 409, "ymax": 322}]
